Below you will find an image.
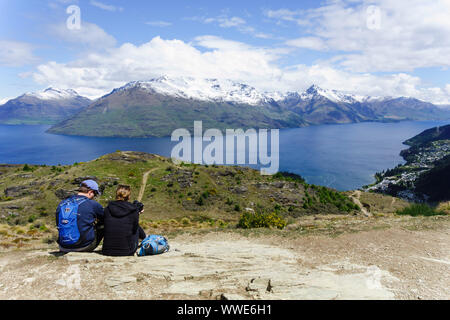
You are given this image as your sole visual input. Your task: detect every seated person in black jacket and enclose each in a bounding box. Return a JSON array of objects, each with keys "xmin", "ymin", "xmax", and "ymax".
[{"xmin": 102, "ymin": 185, "xmax": 146, "ymax": 256}]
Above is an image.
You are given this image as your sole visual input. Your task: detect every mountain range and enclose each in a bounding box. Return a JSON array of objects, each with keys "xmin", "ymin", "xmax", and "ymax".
[
  {"xmin": 0, "ymin": 88, "xmax": 91, "ymax": 125},
  {"xmin": 1, "ymin": 76, "xmax": 449, "ymax": 136}
]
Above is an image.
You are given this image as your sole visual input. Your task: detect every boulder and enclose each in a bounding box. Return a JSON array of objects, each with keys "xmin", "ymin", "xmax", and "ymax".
[
  {"xmin": 232, "ymin": 186, "xmax": 248, "ymax": 194},
  {"xmin": 4, "ymin": 186, "xmax": 32, "ymax": 198}
]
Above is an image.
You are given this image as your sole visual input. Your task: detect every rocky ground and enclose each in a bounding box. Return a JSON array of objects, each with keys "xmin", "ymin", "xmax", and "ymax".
[{"xmin": 0, "ymin": 218, "xmax": 448, "ymax": 300}]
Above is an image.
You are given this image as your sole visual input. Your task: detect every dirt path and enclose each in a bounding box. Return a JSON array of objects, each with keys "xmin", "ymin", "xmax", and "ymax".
[
  {"xmin": 137, "ymin": 168, "xmax": 158, "ymax": 202},
  {"xmin": 0, "ymin": 224, "xmax": 448, "ymax": 300},
  {"xmin": 350, "ymin": 190, "xmax": 371, "ymax": 217}
]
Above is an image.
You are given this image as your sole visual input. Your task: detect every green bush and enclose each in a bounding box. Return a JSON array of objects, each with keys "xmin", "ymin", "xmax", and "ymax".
[
  {"xmin": 181, "ymin": 217, "xmax": 191, "ymax": 226},
  {"xmin": 237, "ymin": 211, "xmax": 287, "ymax": 230},
  {"xmin": 396, "ymin": 203, "xmax": 446, "ymax": 217},
  {"xmin": 196, "ymin": 196, "xmax": 204, "ymax": 206}
]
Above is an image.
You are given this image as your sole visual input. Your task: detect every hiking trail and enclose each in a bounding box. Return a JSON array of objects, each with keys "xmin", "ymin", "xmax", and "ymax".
[
  {"xmin": 350, "ymin": 190, "xmax": 371, "ymax": 217},
  {"xmin": 137, "ymin": 168, "xmax": 158, "ymax": 202}
]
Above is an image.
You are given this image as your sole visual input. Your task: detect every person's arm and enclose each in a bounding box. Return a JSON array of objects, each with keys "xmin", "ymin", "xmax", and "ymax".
[
  {"xmin": 138, "ymin": 226, "xmax": 146, "ymax": 240},
  {"xmin": 55, "ymin": 203, "xmax": 60, "ymax": 227},
  {"xmin": 132, "ymin": 210, "xmax": 139, "ymax": 235},
  {"xmin": 94, "ymin": 202, "xmax": 105, "ymax": 225}
]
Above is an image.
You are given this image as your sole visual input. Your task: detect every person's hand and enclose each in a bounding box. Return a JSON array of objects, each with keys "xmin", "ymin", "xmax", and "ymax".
[{"xmin": 139, "ymin": 210, "xmax": 144, "ymax": 214}]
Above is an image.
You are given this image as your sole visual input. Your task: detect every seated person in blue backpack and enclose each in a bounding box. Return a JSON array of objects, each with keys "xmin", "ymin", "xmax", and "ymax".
[
  {"xmin": 56, "ymin": 180, "xmax": 104, "ymax": 253},
  {"xmin": 102, "ymin": 185, "xmax": 146, "ymax": 256}
]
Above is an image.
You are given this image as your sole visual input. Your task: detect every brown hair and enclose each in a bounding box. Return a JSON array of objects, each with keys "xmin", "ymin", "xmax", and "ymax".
[
  {"xmin": 79, "ymin": 183, "xmax": 96, "ymax": 195},
  {"xmin": 116, "ymin": 185, "xmax": 131, "ymax": 201}
]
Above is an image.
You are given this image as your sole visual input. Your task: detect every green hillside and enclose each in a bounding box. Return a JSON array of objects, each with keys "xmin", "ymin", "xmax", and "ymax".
[
  {"xmin": 47, "ymin": 89, "xmax": 306, "ymax": 137},
  {"xmin": 0, "ymin": 151, "xmax": 370, "ymax": 232},
  {"xmin": 404, "ymin": 124, "xmax": 450, "ymax": 147},
  {"xmin": 415, "ymin": 154, "xmax": 450, "ymax": 202}
]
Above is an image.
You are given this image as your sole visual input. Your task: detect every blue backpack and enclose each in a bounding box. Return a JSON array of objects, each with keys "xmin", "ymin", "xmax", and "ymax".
[
  {"xmin": 57, "ymin": 196, "xmax": 87, "ymax": 246},
  {"xmin": 138, "ymin": 235, "xmax": 170, "ymax": 256}
]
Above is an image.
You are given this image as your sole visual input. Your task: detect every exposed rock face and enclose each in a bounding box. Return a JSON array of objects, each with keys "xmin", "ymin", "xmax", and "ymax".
[
  {"xmin": 232, "ymin": 186, "xmax": 248, "ymax": 194},
  {"xmin": 0, "ymin": 237, "xmax": 403, "ymax": 300},
  {"xmin": 4, "ymin": 186, "xmax": 35, "ymax": 198}
]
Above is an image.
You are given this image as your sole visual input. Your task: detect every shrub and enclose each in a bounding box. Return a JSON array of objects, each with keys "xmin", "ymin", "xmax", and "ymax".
[
  {"xmin": 237, "ymin": 211, "xmax": 286, "ymax": 230},
  {"xmin": 272, "ymin": 172, "xmax": 305, "ymax": 183},
  {"xmin": 396, "ymin": 203, "xmax": 446, "ymax": 217},
  {"xmin": 216, "ymin": 219, "xmax": 227, "ymax": 228},
  {"xmin": 234, "ymin": 204, "xmax": 241, "ymax": 212},
  {"xmin": 181, "ymin": 217, "xmax": 191, "ymax": 226},
  {"xmin": 196, "ymin": 197, "xmax": 204, "ymax": 206}
]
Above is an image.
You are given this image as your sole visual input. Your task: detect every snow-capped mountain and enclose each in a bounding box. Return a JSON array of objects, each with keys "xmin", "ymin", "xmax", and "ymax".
[
  {"xmin": 0, "ymin": 88, "xmax": 91, "ymax": 125},
  {"xmin": 110, "ymin": 75, "xmax": 388, "ymax": 106},
  {"xmin": 113, "ymin": 76, "xmax": 272, "ymax": 106},
  {"xmin": 47, "ymin": 75, "xmax": 450, "ymax": 138},
  {"xmin": 23, "ymin": 87, "xmax": 81, "ymax": 101}
]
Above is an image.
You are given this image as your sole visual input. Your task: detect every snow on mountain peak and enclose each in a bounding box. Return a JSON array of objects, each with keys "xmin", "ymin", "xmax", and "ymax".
[
  {"xmin": 25, "ymin": 87, "xmax": 80, "ymax": 100},
  {"xmin": 116, "ymin": 76, "xmax": 387, "ymax": 106},
  {"xmin": 300, "ymin": 85, "xmax": 367, "ymax": 103},
  {"xmin": 120, "ymin": 76, "xmax": 271, "ymax": 105}
]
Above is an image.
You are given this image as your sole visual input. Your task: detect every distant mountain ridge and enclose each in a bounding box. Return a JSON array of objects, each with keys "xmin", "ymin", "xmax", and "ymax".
[
  {"xmin": 47, "ymin": 76, "xmax": 450, "ymax": 137},
  {"xmin": 0, "ymin": 88, "xmax": 91, "ymax": 125},
  {"xmin": 2, "ymin": 76, "xmax": 449, "ymax": 135}
]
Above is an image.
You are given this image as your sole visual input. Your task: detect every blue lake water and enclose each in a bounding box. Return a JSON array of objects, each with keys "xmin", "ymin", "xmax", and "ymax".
[{"xmin": 0, "ymin": 121, "xmax": 447, "ymax": 191}]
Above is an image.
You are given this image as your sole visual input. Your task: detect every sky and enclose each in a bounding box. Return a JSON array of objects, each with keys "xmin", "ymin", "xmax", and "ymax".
[{"xmin": 0, "ymin": 0, "xmax": 449, "ymax": 104}]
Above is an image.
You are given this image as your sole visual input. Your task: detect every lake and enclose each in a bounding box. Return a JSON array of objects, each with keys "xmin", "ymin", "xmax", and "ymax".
[{"xmin": 0, "ymin": 121, "xmax": 447, "ymax": 190}]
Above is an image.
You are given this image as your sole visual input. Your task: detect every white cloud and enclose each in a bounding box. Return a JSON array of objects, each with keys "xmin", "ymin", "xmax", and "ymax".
[
  {"xmin": 145, "ymin": 21, "xmax": 172, "ymax": 27},
  {"xmin": 191, "ymin": 14, "xmax": 272, "ymax": 39},
  {"xmin": 446, "ymin": 84, "xmax": 450, "ymax": 95},
  {"xmin": 204, "ymin": 16, "xmax": 246, "ymax": 28},
  {"xmin": 27, "ymin": 35, "xmax": 450, "ymax": 104},
  {"xmin": 90, "ymin": 1, "xmax": 123, "ymax": 12},
  {"xmin": 266, "ymin": 0, "xmax": 450, "ymax": 72},
  {"xmin": 49, "ymin": 22, "xmax": 117, "ymax": 49},
  {"xmin": 0, "ymin": 41, "xmax": 38, "ymax": 67},
  {"xmin": 29, "ymin": 36, "xmax": 283, "ymax": 98},
  {"xmin": 285, "ymin": 37, "xmax": 328, "ymax": 51}
]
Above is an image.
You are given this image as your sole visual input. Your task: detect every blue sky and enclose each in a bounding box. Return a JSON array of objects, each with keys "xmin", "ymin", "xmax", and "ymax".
[{"xmin": 0, "ymin": 0, "xmax": 449, "ymax": 104}]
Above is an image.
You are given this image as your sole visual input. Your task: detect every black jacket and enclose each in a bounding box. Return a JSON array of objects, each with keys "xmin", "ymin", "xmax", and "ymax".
[{"xmin": 102, "ymin": 201, "xmax": 146, "ymax": 256}]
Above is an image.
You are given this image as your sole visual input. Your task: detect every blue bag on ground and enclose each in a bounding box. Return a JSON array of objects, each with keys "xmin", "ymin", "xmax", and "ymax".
[{"xmin": 138, "ymin": 235, "xmax": 170, "ymax": 256}]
